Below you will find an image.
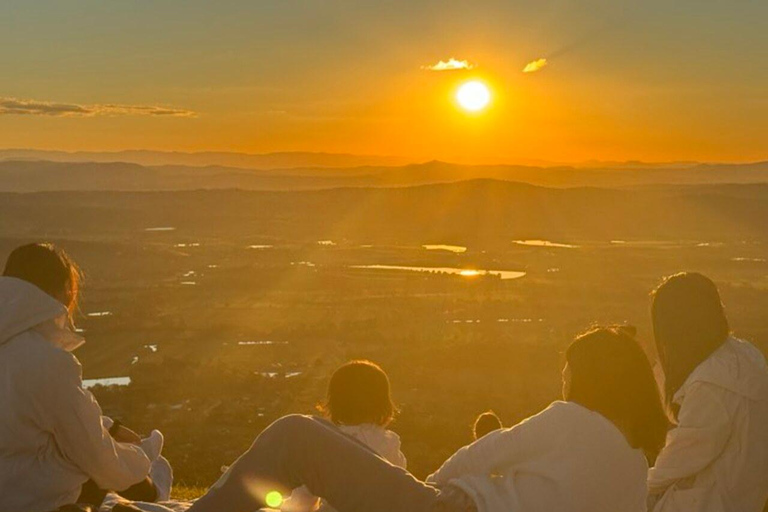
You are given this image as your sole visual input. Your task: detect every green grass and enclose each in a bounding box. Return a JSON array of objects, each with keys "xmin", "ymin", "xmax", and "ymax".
[{"xmin": 171, "ymin": 484, "xmax": 206, "ymax": 501}]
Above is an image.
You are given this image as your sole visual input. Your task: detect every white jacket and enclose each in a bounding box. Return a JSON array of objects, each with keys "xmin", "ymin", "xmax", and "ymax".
[
  {"xmin": 649, "ymin": 337, "xmax": 768, "ymax": 512},
  {"xmin": 0, "ymin": 277, "xmax": 151, "ymax": 512},
  {"xmin": 428, "ymin": 401, "xmax": 649, "ymax": 512},
  {"xmin": 337, "ymin": 424, "xmax": 408, "ymax": 469}
]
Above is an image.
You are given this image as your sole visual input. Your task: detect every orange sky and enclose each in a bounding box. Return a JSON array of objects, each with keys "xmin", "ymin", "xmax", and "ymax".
[{"xmin": 1, "ymin": 0, "xmax": 766, "ymax": 164}]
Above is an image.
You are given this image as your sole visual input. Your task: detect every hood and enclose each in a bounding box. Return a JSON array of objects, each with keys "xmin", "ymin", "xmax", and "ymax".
[
  {"xmin": 675, "ymin": 337, "xmax": 768, "ymax": 403},
  {"xmin": 0, "ymin": 276, "xmax": 84, "ymax": 351}
]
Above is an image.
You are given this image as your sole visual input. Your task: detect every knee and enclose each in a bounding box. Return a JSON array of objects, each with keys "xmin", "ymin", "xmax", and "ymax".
[{"xmin": 262, "ymin": 414, "xmax": 315, "ymax": 442}]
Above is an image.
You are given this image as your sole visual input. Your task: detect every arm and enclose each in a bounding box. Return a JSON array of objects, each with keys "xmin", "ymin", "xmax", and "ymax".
[
  {"xmin": 37, "ymin": 352, "xmax": 152, "ymax": 491},
  {"xmin": 648, "ymin": 382, "xmax": 734, "ymax": 494},
  {"xmin": 427, "ymin": 417, "xmax": 539, "ymax": 485}
]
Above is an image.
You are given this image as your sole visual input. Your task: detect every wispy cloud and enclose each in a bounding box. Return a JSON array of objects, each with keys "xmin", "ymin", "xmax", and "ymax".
[
  {"xmin": 0, "ymin": 97, "xmax": 196, "ymax": 117},
  {"xmin": 422, "ymin": 58, "xmax": 474, "ymax": 72},
  {"xmin": 522, "ymin": 58, "xmax": 548, "ymax": 73}
]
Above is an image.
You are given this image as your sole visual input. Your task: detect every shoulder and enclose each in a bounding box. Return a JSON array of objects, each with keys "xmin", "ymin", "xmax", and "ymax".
[
  {"xmin": 678, "ymin": 338, "xmax": 768, "ymax": 402},
  {"xmin": 1, "ymin": 331, "xmax": 82, "ymax": 404},
  {"xmin": 12, "ymin": 331, "xmax": 82, "ymax": 381},
  {"xmin": 520, "ymin": 401, "xmax": 586, "ymax": 429}
]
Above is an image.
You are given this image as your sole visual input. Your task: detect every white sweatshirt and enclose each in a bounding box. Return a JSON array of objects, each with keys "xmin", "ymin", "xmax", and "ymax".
[
  {"xmin": 282, "ymin": 423, "xmax": 407, "ymax": 512},
  {"xmin": 649, "ymin": 337, "xmax": 768, "ymax": 512},
  {"xmin": 428, "ymin": 401, "xmax": 649, "ymax": 512},
  {"xmin": 0, "ymin": 277, "xmax": 151, "ymax": 512}
]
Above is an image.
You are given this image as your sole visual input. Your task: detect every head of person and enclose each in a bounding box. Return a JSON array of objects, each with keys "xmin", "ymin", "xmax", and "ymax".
[
  {"xmin": 320, "ymin": 360, "xmax": 397, "ymax": 427},
  {"xmin": 651, "ymin": 272, "xmax": 729, "ymax": 406},
  {"xmin": 473, "ymin": 411, "xmax": 503, "ymax": 440},
  {"xmin": 564, "ymin": 326, "xmax": 668, "ymax": 462},
  {"xmin": 3, "ymin": 243, "xmax": 81, "ymax": 317}
]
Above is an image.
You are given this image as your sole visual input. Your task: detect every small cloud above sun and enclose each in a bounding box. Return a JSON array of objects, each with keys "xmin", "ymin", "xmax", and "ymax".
[
  {"xmin": 456, "ymin": 80, "xmax": 491, "ymax": 112},
  {"xmin": 523, "ymin": 58, "xmax": 548, "ymax": 73},
  {"xmin": 422, "ymin": 58, "xmax": 474, "ymax": 72}
]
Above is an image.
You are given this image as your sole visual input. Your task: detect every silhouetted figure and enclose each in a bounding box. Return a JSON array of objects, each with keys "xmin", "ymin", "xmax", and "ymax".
[
  {"xmin": 283, "ymin": 360, "xmax": 407, "ymax": 512},
  {"xmin": 472, "ymin": 411, "xmax": 503, "ymax": 440},
  {"xmin": 649, "ymin": 272, "xmax": 768, "ymax": 512},
  {"xmin": 189, "ymin": 326, "xmax": 667, "ymax": 512}
]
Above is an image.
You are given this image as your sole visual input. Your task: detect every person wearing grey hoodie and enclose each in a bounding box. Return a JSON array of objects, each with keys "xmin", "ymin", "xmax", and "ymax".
[{"xmin": 0, "ymin": 244, "xmax": 154, "ymax": 512}]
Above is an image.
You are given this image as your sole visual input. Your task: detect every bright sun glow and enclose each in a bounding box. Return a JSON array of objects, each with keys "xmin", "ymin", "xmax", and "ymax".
[{"xmin": 456, "ymin": 80, "xmax": 491, "ymax": 112}]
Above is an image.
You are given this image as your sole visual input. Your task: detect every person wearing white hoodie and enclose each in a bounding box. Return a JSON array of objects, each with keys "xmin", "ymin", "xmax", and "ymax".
[
  {"xmin": 189, "ymin": 326, "xmax": 668, "ymax": 512},
  {"xmin": 648, "ymin": 272, "xmax": 768, "ymax": 512},
  {"xmin": 0, "ymin": 243, "xmax": 154, "ymax": 512}
]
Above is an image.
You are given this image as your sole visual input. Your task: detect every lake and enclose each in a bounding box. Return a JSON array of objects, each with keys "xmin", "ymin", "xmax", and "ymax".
[
  {"xmin": 82, "ymin": 376, "xmax": 131, "ymax": 389},
  {"xmin": 423, "ymin": 244, "xmax": 467, "ymax": 253},
  {"xmin": 513, "ymin": 239, "xmax": 578, "ymax": 249},
  {"xmin": 352, "ymin": 265, "xmax": 526, "ymax": 280}
]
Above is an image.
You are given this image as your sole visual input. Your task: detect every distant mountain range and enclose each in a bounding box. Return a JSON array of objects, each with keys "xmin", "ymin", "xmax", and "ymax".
[
  {"xmin": 0, "ymin": 149, "xmax": 411, "ymax": 169},
  {"xmin": 0, "ymin": 156, "xmax": 767, "ymax": 192}
]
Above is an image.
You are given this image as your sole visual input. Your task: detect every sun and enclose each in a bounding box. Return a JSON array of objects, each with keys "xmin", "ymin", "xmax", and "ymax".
[{"xmin": 456, "ymin": 80, "xmax": 491, "ymax": 112}]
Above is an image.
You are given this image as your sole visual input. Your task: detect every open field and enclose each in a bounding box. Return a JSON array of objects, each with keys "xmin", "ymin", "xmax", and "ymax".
[{"xmin": 2, "ymin": 182, "xmax": 767, "ymax": 486}]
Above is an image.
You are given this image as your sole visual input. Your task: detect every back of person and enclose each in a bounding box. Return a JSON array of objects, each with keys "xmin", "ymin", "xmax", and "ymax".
[
  {"xmin": 649, "ymin": 273, "xmax": 768, "ymax": 512},
  {"xmin": 338, "ymin": 423, "xmax": 407, "ymax": 468},
  {"xmin": 0, "ymin": 300, "xmax": 88, "ymax": 511},
  {"xmin": 283, "ymin": 360, "xmax": 406, "ymax": 512},
  {"xmin": 428, "ymin": 327, "xmax": 668, "ymax": 512},
  {"xmin": 432, "ymin": 401, "xmax": 649, "ymax": 512},
  {"xmin": 650, "ymin": 338, "xmax": 768, "ymax": 511},
  {"xmin": 0, "ymin": 245, "xmax": 151, "ymax": 512}
]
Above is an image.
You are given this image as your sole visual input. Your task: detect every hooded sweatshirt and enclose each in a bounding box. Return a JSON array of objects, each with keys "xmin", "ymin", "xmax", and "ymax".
[
  {"xmin": 0, "ymin": 277, "xmax": 151, "ymax": 512},
  {"xmin": 427, "ymin": 401, "xmax": 649, "ymax": 512},
  {"xmin": 649, "ymin": 337, "xmax": 768, "ymax": 512}
]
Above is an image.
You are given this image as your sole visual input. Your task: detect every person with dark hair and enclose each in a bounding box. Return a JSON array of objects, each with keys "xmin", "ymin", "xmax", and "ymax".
[
  {"xmin": 472, "ymin": 411, "xmax": 503, "ymax": 441},
  {"xmin": 0, "ymin": 243, "xmax": 161, "ymax": 512},
  {"xmin": 283, "ymin": 360, "xmax": 406, "ymax": 512},
  {"xmin": 648, "ymin": 272, "xmax": 768, "ymax": 512},
  {"xmin": 189, "ymin": 326, "xmax": 665, "ymax": 512}
]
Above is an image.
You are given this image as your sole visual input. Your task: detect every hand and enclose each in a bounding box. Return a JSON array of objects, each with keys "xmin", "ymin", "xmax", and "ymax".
[{"xmin": 112, "ymin": 425, "xmax": 142, "ymax": 445}]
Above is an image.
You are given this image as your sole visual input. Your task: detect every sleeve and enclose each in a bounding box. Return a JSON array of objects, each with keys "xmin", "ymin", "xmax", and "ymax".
[
  {"xmin": 37, "ymin": 351, "xmax": 152, "ymax": 491},
  {"xmin": 383, "ymin": 431, "xmax": 407, "ymax": 469},
  {"xmin": 427, "ymin": 417, "xmax": 539, "ymax": 485},
  {"xmin": 648, "ymin": 382, "xmax": 734, "ymax": 494}
]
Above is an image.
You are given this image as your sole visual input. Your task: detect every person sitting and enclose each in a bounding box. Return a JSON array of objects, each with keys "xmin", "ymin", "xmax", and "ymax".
[
  {"xmin": 282, "ymin": 360, "xmax": 407, "ymax": 512},
  {"xmin": 0, "ymin": 243, "xmax": 165, "ymax": 512},
  {"xmin": 472, "ymin": 411, "xmax": 503, "ymax": 441},
  {"xmin": 648, "ymin": 272, "xmax": 768, "ymax": 512},
  {"xmin": 188, "ymin": 325, "xmax": 668, "ymax": 512}
]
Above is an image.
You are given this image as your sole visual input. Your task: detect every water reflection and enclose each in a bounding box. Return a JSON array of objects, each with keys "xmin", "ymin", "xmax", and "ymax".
[
  {"xmin": 513, "ymin": 240, "xmax": 577, "ymax": 249},
  {"xmin": 352, "ymin": 265, "xmax": 525, "ymax": 280},
  {"xmin": 82, "ymin": 376, "xmax": 131, "ymax": 389},
  {"xmin": 423, "ymin": 244, "xmax": 467, "ymax": 253},
  {"xmin": 87, "ymin": 311, "xmax": 113, "ymax": 317},
  {"xmin": 238, "ymin": 341, "xmax": 289, "ymax": 346}
]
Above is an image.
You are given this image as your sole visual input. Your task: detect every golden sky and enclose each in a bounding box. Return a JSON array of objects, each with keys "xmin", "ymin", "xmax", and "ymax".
[{"xmin": 1, "ymin": 0, "xmax": 766, "ymax": 164}]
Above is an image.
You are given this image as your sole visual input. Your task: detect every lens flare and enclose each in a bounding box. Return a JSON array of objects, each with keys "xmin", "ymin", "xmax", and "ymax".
[{"xmin": 265, "ymin": 491, "xmax": 284, "ymax": 508}]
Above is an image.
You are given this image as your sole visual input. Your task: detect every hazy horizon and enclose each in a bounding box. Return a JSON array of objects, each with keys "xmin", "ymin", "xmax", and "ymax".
[
  {"xmin": 1, "ymin": 146, "xmax": 766, "ymax": 168},
  {"xmin": 2, "ymin": 0, "xmax": 767, "ymax": 164}
]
